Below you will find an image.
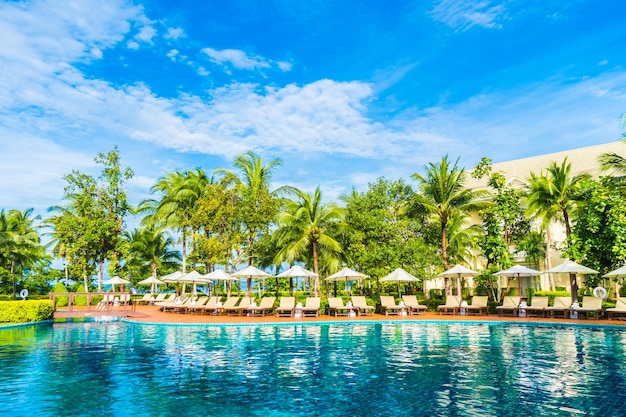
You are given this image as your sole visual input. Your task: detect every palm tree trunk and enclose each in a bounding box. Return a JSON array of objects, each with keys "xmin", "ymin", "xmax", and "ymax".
[
  {"xmin": 97, "ymin": 260, "xmax": 104, "ymax": 292},
  {"xmin": 563, "ymin": 211, "xmax": 578, "ymax": 304},
  {"xmin": 11, "ymin": 260, "xmax": 16, "ymax": 300},
  {"xmin": 312, "ymin": 241, "xmax": 320, "ymax": 297},
  {"xmin": 545, "ymin": 226, "xmax": 555, "ymax": 291},
  {"xmin": 441, "ymin": 221, "xmax": 451, "ymax": 295}
]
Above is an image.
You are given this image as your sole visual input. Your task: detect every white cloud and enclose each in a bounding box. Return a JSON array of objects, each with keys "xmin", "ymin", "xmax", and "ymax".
[
  {"xmin": 134, "ymin": 25, "xmax": 156, "ymax": 44},
  {"xmin": 166, "ymin": 49, "xmax": 179, "ymax": 60},
  {"xmin": 431, "ymin": 0, "xmax": 506, "ymax": 31},
  {"xmin": 201, "ymin": 47, "xmax": 292, "ymax": 73},
  {"xmin": 202, "ymin": 47, "xmax": 271, "ymax": 71},
  {"xmin": 127, "ymin": 40, "xmax": 140, "ymax": 49},
  {"xmin": 164, "ymin": 27, "xmax": 185, "ymax": 40}
]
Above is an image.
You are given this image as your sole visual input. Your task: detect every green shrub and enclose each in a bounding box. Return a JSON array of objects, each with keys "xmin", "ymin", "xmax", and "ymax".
[
  {"xmin": 0, "ymin": 300, "xmax": 54, "ymax": 323},
  {"xmin": 50, "ymin": 282, "xmax": 69, "ymax": 307},
  {"xmin": 533, "ymin": 290, "xmax": 571, "ymax": 305}
]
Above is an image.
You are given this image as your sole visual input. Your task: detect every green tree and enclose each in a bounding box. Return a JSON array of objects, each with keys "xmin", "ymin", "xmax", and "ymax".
[
  {"xmin": 125, "ymin": 227, "xmax": 180, "ymax": 292},
  {"xmin": 412, "ymin": 156, "xmax": 484, "ymax": 294},
  {"xmin": 526, "ymin": 158, "xmax": 590, "ymax": 301},
  {"xmin": 342, "ymin": 178, "xmax": 439, "ymax": 295},
  {"xmin": 274, "ymin": 186, "xmax": 344, "ymax": 296},
  {"xmin": 140, "ymin": 168, "xmax": 209, "ymax": 274},
  {"xmin": 566, "ymin": 177, "xmax": 626, "ymax": 285},
  {"xmin": 0, "ymin": 209, "xmax": 46, "ymax": 298},
  {"xmin": 217, "ymin": 151, "xmax": 282, "ymax": 268}
]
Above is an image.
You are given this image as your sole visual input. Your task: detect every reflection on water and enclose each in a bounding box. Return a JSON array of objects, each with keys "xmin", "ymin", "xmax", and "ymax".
[{"xmin": 1, "ymin": 322, "xmax": 626, "ymax": 417}]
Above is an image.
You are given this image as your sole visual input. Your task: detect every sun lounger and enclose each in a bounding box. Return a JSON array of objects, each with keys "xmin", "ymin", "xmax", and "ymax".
[
  {"xmin": 183, "ymin": 296, "xmax": 209, "ymax": 314},
  {"xmin": 351, "ymin": 296, "xmax": 375, "ymax": 315},
  {"xmin": 380, "ymin": 296, "xmax": 406, "ymax": 316},
  {"xmin": 465, "ymin": 296, "xmax": 489, "ymax": 316},
  {"xmin": 153, "ymin": 293, "xmax": 167, "ymax": 303},
  {"xmin": 294, "ymin": 297, "xmax": 321, "ymax": 317},
  {"xmin": 525, "ymin": 296, "xmax": 549, "ymax": 317},
  {"xmin": 216, "ymin": 296, "xmax": 240, "ymax": 315},
  {"xmin": 157, "ymin": 294, "xmax": 189, "ymax": 312},
  {"xmin": 200, "ymin": 296, "xmax": 222, "ymax": 315},
  {"xmin": 276, "ymin": 297, "xmax": 296, "ymax": 317},
  {"xmin": 327, "ymin": 297, "xmax": 356, "ymax": 317},
  {"xmin": 606, "ymin": 298, "xmax": 626, "ymax": 320},
  {"xmin": 575, "ymin": 296, "xmax": 604, "ymax": 319},
  {"xmin": 545, "ymin": 296, "xmax": 571, "ymax": 318},
  {"xmin": 437, "ymin": 295, "xmax": 461, "ymax": 315},
  {"xmin": 247, "ymin": 296, "xmax": 276, "ymax": 316},
  {"xmin": 223, "ymin": 296, "xmax": 252, "ymax": 316},
  {"xmin": 496, "ymin": 296, "xmax": 520, "ymax": 317},
  {"xmin": 402, "ymin": 295, "xmax": 428, "ymax": 315},
  {"xmin": 136, "ymin": 293, "xmax": 155, "ymax": 305}
]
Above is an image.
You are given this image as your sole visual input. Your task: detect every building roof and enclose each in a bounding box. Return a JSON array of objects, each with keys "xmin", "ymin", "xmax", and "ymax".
[{"xmin": 465, "ymin": 141, "xmax": 625, "ymax": 190}]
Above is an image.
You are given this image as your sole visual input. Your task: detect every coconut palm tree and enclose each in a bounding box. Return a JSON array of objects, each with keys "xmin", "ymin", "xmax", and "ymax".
[
  {"xmin": 125, "ymin": 227, "xmax": 180, "ymax": 291},
  {"xmin": 274, "ymin": 186, "xmax": 345, "ymax": 296},
  {"xmin": 216, "ymin": 151, "xmax": 282, "ymax": 265},
  {"xmin": 526, "ymin": 158, "xmax": 590, "ymax": 300},
  {"xmin": 139, "ymin": 168, "xmax": 210, "ymax": 274},
  {"xmin": 599, "ymin": 139, "xmax": 626, "ymax": 180},
  {"xmin": 411, "ymin": 156, "xmax": 483, "ymax": 279},
  {"xmin": 0, "ymin": 209, "xmax": 44, "ymax": 298}
]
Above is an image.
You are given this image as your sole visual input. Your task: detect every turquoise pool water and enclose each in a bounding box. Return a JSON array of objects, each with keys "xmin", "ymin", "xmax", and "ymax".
[{"xmin": 1, "ymin": 320, "xmax": 625, "ymax": 417}]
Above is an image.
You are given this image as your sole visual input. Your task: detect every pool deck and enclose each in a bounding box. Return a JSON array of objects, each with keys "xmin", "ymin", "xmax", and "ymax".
[{"xmin": 54, "ymin": 305, "xmax": 626, "ymax": 326}]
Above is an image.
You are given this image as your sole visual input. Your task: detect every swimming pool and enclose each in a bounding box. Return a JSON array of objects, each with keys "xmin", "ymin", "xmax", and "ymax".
[{"xmin": 1, "ymin": 320, "xmax": 625, "ymax": 417}]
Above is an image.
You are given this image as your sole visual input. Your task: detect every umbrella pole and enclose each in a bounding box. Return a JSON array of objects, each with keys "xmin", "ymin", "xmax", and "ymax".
[{"xmin": 457, "ymin": 275, "xmax": 462, "ymax": 298}]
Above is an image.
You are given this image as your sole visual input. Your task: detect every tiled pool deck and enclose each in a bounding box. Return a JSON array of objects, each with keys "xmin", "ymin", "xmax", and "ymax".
[{"xmin": 53, "ymin": 304, "xmax": 626, "ymax": 327}]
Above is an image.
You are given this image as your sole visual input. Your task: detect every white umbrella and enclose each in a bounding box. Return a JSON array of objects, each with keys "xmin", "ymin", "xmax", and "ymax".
[
  {"xmin": 438, "ymin": 264, "xmax": 479, "ymax": 297},
  {"xmin": 494, "ymin": 265, "xmax": 542, "ymax": 295},
  {"xmin": 546, "ymin": 260, "xmax": 598, "ymax": 274},
  {"xmin": 326, "ymin": 267, "xmax": 368, "ymax": 295},
  {"xmin": 102, "ymin": 276, "xmax": 130, "ymax": 292},
  {"xmin": 178, "ymin": 270, "xmax": 210, "ymax": 294},
  {"xmin": 380, "ymin": 268, "xmax": 419, "ymax": 296},
  {"xmin": 232, "ymin": 265, "xmax": 272, "ymax": 295},
  {"xmin": 277, "ymin": 265, "xmax": 318, "ymax": 296},
  {"xmin": 202, "ymin": 269, "xmax": 236, "ymax": 296},
  {"xmin": 325, "ymin": 267, "xmax": 368, "ymax": 282},
  {"xmin": 102, "ymin": 276, "xmax": 130, "ymax": 285},
  {"xmin": 137, "ymin": 276, "xmax": 166, "ymax": 294},
  {"xmin": 161, "ymin": 270, "xmax": 184, "ymax": 283},
  {"xmin": 380, "ymin": 268, "xmax": 419, "ymax": 283},
  {"xmin": 546, "ymin": 260, "xmax": 598, "ymax": 303},
  {"xmin": 603, "ymin": 264, "xmax": 626, "ymax": 278}
]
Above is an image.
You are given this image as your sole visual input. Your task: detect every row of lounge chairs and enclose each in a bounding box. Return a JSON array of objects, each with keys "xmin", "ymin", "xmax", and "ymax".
[
  {"xmin": 437, "ymin": 295, "xmax": 489, "ymax": 315},
  {"xmin": 496, "ymin": 295, "xmax": 610, "ymax": 319},
  {"xmin": 153, "ymin": 294, "xmax": 323, "ymax": 317},
  {"xmin": 439, "ymin": 294, "xmax": 626, "ymax": 320}
]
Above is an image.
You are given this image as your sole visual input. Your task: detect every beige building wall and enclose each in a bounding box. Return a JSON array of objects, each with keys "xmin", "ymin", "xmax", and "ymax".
[{"xmin": 425, "ymin": 141, "xmax": 624, "ymax": 295}]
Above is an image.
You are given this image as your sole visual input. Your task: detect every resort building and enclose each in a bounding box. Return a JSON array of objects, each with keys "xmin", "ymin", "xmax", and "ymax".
[{"xmin": 427, "ymin": 140, "xmax": 625, "ymax": 296}]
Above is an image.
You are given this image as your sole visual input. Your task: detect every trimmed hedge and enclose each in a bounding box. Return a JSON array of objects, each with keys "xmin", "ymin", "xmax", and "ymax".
[
  {"xmin": 0, "ymin": 300, "xmax": 54, "ymax": 323},
  {"xmin": 532, "ymin": 290, "xmax": 571, "ymax": 305}
]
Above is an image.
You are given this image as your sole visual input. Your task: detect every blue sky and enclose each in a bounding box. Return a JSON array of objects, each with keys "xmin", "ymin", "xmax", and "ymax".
[{"xmin": 1, "ymin": 0, "xmax": 625, "ymax": 217}]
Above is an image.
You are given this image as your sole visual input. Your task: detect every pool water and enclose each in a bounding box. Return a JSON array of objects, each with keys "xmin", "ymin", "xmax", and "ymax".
[{"xmin": 1, "ymin": 321, "xmax": 626, "ymax": 417}]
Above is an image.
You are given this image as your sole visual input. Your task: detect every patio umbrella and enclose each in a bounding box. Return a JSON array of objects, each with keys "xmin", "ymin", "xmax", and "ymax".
[
  {"xmin": 380, "ymin": 268, "xmax": 419, "ymax": 296},
  {"xmin": 438, "ymin": 265, "xmax": 478, "ymax": 297},
  {"xmin": 494, "ymin": 265, "xmax": 542, "ymax": 295},
  {"xmin": 160, "ymin": 270, "xmax": 184, "ymax": 282},
  {"xmin": 137, "ymin": 276, "xmax": 166, "ymax": 294},
  {"xmin": 102, "ymin": 276, "xmax": 131, "ymax": 292},
  {"xmin": 202, "ymin": 269, "xmax": 237, "ymax": 296},
  {"xmin": 325, "ymin": 267, "xmax": 368, "ymax": 296},
  {"xmin": 603, "ymin": 264, "xmax": 626, "ymax": 278},
  {"xmin": 178, "ymin": 270, "xmax": 209, "ymax": 294},
  {"xmin": 277, "ymin": 265, "xmax": 318, "ymax": 296},
  {"xmin": 232, "ymin": 265, "xmax": 272, "ymax": 295},
  {"xmin": 546, "ymin": 260, "xmax": 599, "ymax": 303}
]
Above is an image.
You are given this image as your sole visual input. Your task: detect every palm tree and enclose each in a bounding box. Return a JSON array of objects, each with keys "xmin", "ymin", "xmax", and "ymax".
[
  {"xmin": 599, "ymin": 138, "xmax": 626, "ymax": 180},
  {"xmin": 411, "ymin": 156, "xmax": 482, "ymax": 294},
  {"xmin": 139, "ymin": 168, "xmax": 209, "ymax": 274},
  {"xmin": 126, "ymin": 227, "xmax": 180, "ymax": 292},
  {"xmin": 274, "ymin": 186, "xmax": 345, "ymax": 296},
  {"xmin": 0, "ymin": 209, "xmax": 44, "ymax": 298},
  {"xmin": 216, "ymin": 151, "xmax": 282, "ymax": 266},
  {"xmin": 526, "ymin": 158, "xmax": 589, "ymax": 300}
]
